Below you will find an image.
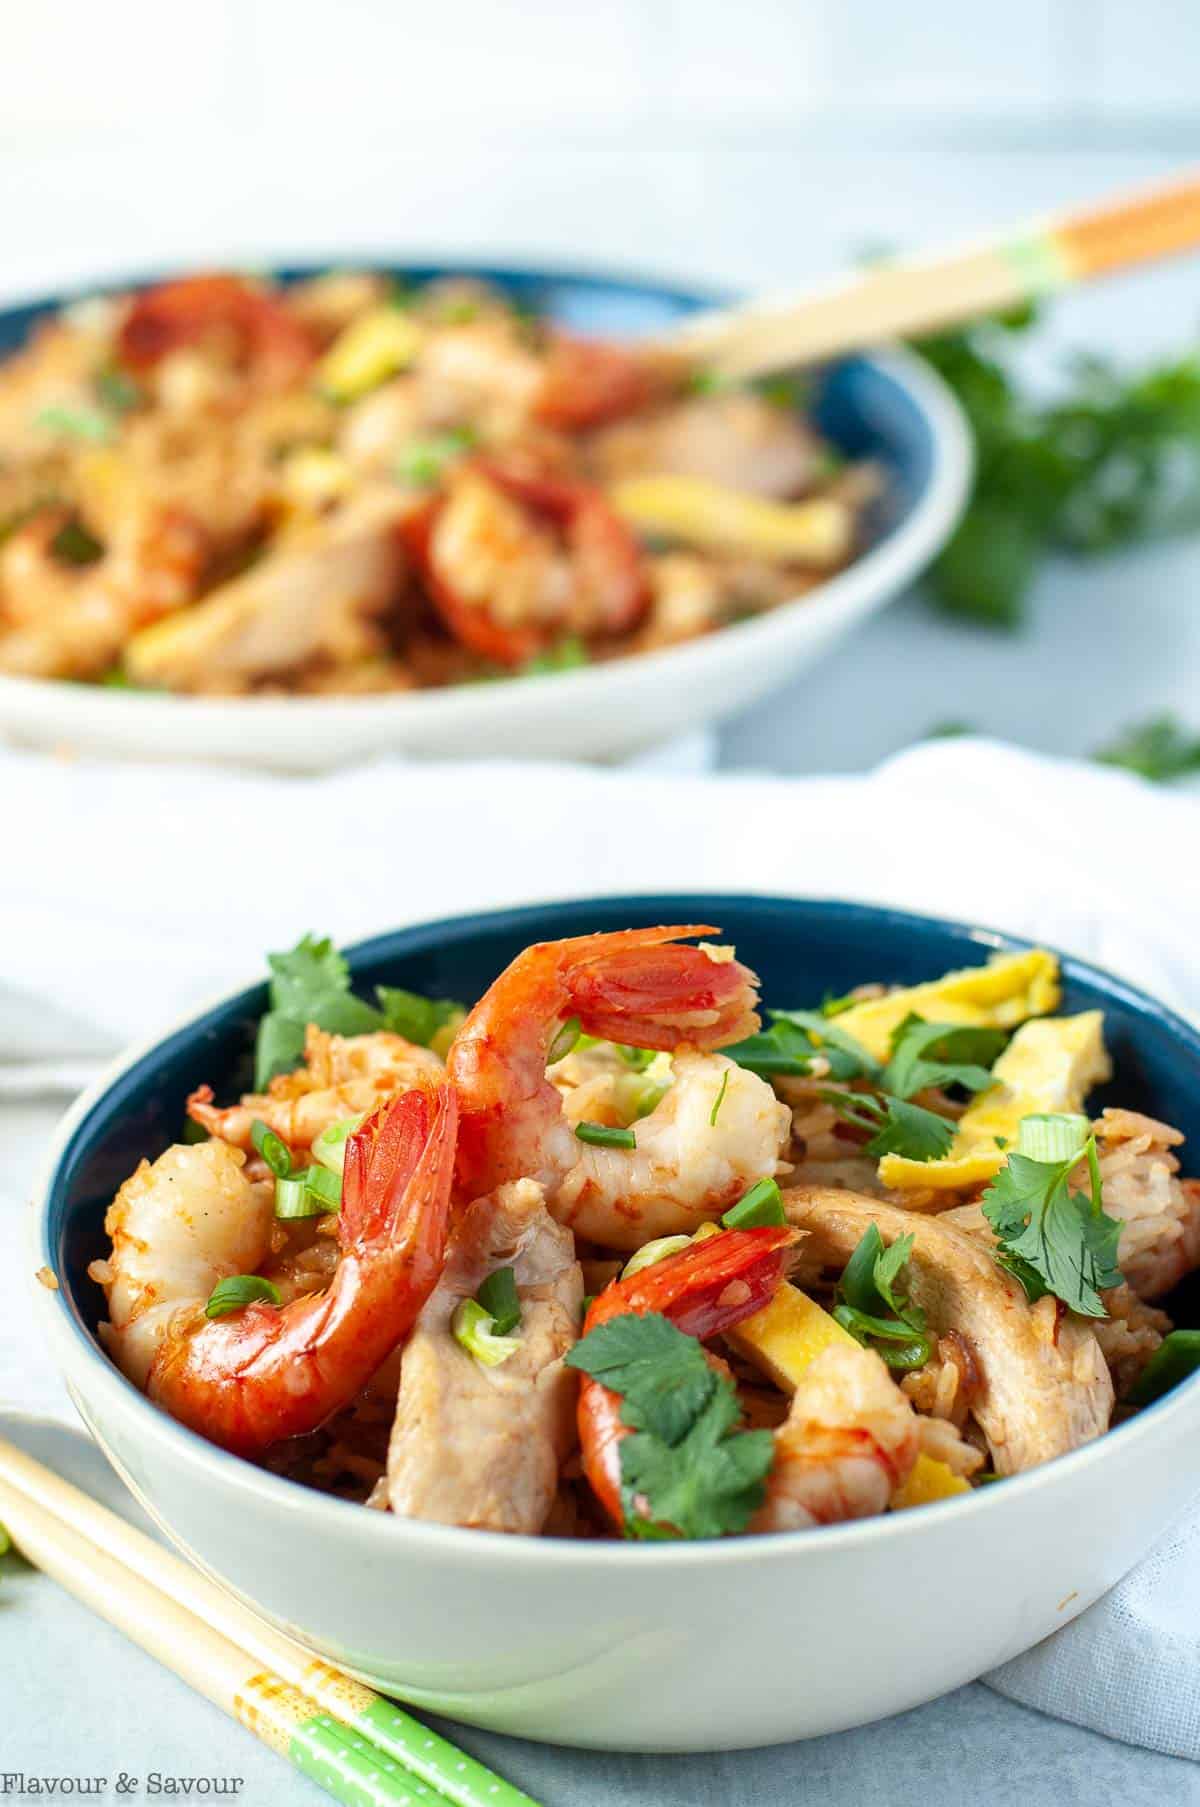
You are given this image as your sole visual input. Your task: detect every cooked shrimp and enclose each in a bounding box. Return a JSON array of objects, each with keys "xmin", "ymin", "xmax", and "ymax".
[
  {"xmin": 751, "ymin": 1343, "xmax": 919, "ymax": 1532},
  {"xmin": 410, "ymin": 459, "xmax": 648, "ymax": 665},
  {"xmin": 187, "ymin": 1025, "xmax": 443, "ymax": 1153},
  {"xmin": 388, "ymin": 1178, "xmax": 583, "ymax": 1532},
  {"xmin": 534, "ymin": 333, "xmax": 659, "ymax": 432},
  {"xmin": 446, "ymin": 924, "xmax": 765, "ymax": 1216},
  {"xmin": 554, "ymin": 1048, "xmax": 791, "ymax": 1250},
  {"xmin": 92, "ymin": 1137, "xmax": 276, "ymax": 1391},
  {"xmin": 574, "ymin": 1226, "xmax": 797, "ymax": 1533},
  {"xmin": 0, "ymin": 503, "xmax": 208, "ymax": 680},
  {"xmin": 117, "ymin": 274, "xmax": 317, "ymax": 397},
  {"xmin": 139, "ymin": 1086, "xmax": 457, "ymax": 1454}
]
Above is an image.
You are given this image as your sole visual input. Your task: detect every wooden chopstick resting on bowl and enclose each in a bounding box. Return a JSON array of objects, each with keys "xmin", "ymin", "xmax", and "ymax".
[
  {"xmin": 0, "ymin": 1440, "xmax": 541, "ymax": 1807},
  {"xmin": 664, "ymin": 170, "xmax": 1200, "ymax": 380}
]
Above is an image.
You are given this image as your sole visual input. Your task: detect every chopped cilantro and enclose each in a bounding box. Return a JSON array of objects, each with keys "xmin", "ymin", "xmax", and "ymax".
[
  {"xmin": 564, "ymin": 1311, "xmax": 774, "ymax": 1538},
  {"xmin": 1094, "ymin": 715, "xmax": 1200, "ymax": 785},
  {"xmin": 981, "ymin": 1117, "xmax": 1123, "ymax": 1317},
  {"xmin": 880, "ymin": 1014, "xmax": 1006, "ymax": 1100},
  {"xmin": 834, "ymin": 1224, "xmax": 932, "ymax": 1370},
  {"xmin": 823, "ymin": 1088, "xmax": 955, "ymax": 1163},
  {"xmin": 727, "ymin": 1009, "xmax": 879, "ymax": 1083}
]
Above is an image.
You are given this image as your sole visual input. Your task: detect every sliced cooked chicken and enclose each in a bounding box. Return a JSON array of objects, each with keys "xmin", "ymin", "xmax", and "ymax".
[
  {"xmin": 387, "ymin": 1179, "xmax": 583, "ymax": 1533},
  {"xmin": 124, "ymin": 487, "xmax": 413, "ymax": 692},
  {"xmin": 783, "ymin": 1187, "xmax": 1113, "ymax": 1475},
  {"xmin": 589, "ymin": 391, "xmax": 822, "ymax": 500}
]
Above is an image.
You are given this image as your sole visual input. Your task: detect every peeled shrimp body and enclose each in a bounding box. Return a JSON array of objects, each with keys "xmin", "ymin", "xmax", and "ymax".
[
  {"xmin": 94, "ymin": 1137, "xmax": 275, "ymax": 1391},
  {"xmin": 750, "ymin": 1343, "xmax": 919, "ymax": 1533},
  {"xmin": 99, "ymin": 1086, "xmax": 457, "ymax": 1454},
  {"xmin": 555, "ymin": 1048, "xmax": 791, "ymax": 1249},
  {"xmin": 447, "ymin": 925, "xmax": 786, "ymax": 1249},
  {"xmin": 188, "ymin": 1026, "xmax": 443, "ymax": 1153}
]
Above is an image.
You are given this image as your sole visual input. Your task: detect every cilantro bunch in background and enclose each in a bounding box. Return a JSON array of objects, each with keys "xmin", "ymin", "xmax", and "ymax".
[{"xmin": 915, "ymin": 304, "xmax": 1200, "ymax": 630}]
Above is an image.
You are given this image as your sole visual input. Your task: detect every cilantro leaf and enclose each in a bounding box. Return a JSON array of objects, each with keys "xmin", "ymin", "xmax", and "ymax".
[
  {"xmin": 564, "ymin": 1313, "xmax": 717, "ymax": 1447},
  {"xmin": 881, "ymin": 1014, "xmax": 1006, "ymax": 1100},
  {"xmin": 727, "ymin": 1009, "xmax": 879, "ymax": 1083},
  {"xmin": 565, "ymin": 1311, "xmax": 774, "ymax": 1537},
  {"xmin": 376, "ymin": 985, "xmax": 465, "ymax": 1048},
  {"xmin": 1094, "ymin": 714, "xmax": 1200, "ymax": 785},
  {"xmin": 824, "ymin": 1089, "xmax": 955, "ymax": 1162},
  {"xmin": 981, "ymin": 1137, "xmax": 1123, "ymax": 1317},
  {"xmin": 255, "ymin": 932, "xmax": 382, "ymax": 1088},
  {"xmin": 620, "ymin": 1386, "xmax": 775, "ymax": 1541}
]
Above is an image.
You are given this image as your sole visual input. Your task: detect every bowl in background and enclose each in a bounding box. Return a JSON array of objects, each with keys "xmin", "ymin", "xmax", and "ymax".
[
  {"xmin": 0, "ymin": 266, "xmax": 970, "ymax": 769},
  {"xmin": 33, "ymin": 894, "xmax": 1200, "ymax": 1752}
]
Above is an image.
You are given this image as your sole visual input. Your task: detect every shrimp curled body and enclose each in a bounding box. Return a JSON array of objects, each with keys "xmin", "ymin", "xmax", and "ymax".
[{"xmin": 99, "ymin": 1086, "xmax": 457, "ymax": 1455}]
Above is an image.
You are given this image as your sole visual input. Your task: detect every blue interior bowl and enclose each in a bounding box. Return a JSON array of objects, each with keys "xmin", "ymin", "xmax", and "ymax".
[
  {"xmin": 0, "ymin": 261, "xmax": 942, "ymax": 545},
  {"xmin": 42, "ymin": 893, "xmax": 1200, "ymax": 1357}
]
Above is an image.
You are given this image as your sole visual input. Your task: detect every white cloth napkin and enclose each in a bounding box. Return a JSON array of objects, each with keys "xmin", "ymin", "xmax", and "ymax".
[{"xmin": 3, "ymin": 734, "xmax": 1199, "ymax": 1759}]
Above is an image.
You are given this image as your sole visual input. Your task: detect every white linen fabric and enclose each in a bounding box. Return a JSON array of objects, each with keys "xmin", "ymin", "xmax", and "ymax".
[{"xmin": 2, "ymin": 734, "xmax": 1198, "ymax": 1758}]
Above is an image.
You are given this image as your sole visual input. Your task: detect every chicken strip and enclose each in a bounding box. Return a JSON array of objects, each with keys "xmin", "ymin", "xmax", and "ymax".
[
  {"xmin": 124, "ymin": 486, "xmax": 414, "ymax": 692},
  {"xmin": 388, "ymin": 1179, "xmax": 583, "ymax": 1532},
  {"xmin": 784, "ymin": 1187, "xmax": 1113, "ymax": 1475}
]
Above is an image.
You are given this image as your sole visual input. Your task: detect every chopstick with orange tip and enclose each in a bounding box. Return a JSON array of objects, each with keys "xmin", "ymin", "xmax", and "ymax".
[
  {"xmin": 0, "ymin": 1437, "xmax": 541, "ymax": 1807},
  {"xmin": 663, "ymin": 170, "xmax": 1200, "ymax": 379}
]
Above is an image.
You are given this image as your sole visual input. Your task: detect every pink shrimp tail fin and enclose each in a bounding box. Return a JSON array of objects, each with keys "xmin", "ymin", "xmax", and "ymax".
[
  {"xmin": 342, "ymin": 1083, "xmax": 458, "ymax": 1258},
  {"xmin": 566, "ymin": 925, "xmax": 761, "ymax": 1051}
]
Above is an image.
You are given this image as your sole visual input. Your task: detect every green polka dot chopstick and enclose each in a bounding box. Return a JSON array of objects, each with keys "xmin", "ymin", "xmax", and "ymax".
[{"xmin": 0, "ymin": 1439, "xmax": 541, "ymax": 1807}]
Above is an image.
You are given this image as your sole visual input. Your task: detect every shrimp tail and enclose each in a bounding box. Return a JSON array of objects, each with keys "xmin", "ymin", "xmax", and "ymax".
[{"xmin": 565, "ymin": 937, "xmax": 760, "ymax": 1051}]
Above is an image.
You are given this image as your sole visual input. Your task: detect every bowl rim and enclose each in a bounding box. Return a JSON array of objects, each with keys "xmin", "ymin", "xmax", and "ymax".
[
  {"xmin": 0, "ymin": 258, "xmax": 972, "ymax": 736},
  {"xmin": 32, "ymin": 890, "xmax": 1200, "ymax": 1571}
]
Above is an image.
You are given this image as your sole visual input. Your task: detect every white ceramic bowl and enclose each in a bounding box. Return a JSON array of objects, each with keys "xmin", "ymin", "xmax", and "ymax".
[
  {"xmin": 35, "ymin": 896, "xmax": 1200, "ymax": 1752},
  {"xmin": 0, "ymin": 264, "xmax": 970, "ymax": 769}
]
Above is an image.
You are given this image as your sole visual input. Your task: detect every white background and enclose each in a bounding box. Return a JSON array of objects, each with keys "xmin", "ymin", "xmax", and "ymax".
[{"xmin": 2, "ymin": 0, "xmax": 1200, "ymax": 772}]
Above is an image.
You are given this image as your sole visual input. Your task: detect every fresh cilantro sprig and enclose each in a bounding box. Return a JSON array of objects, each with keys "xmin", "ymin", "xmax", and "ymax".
[
  {"xmin": 726, "ymin": 1009, "xmax": 880, "ymax": 1083},
  {"xmin": 915, "ymin": 306, "xmax": 1200, "ymax": 629},
  {"xmin": 255, "ymin": 933, "xmax": 464, "ymax": 1088},
  {"xmin": 564, "ymin": 1312, "xmax": 774, "ymax": 1539},
  {"xmin": 834, "ymin": 1225, "xmax": 932, "ymax": 1371},
  {"xmin": 1094, "ymin": 715, "xmax": 1200, "ymax": 785},
  {"xmin": 880, "ymin": 1015, "xmax": 1006, "ymax": 1100},
  {"xmin": 981, "ymin": 1114, "xmax": 1123, "ymax": 1318},
  {"xmin": 822, "ymin": 1088, "xmax": 956, "ymax": 1163}
]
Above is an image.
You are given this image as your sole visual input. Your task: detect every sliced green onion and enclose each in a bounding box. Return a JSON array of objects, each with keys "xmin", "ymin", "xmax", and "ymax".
[
  {"xmin": 1127, "ymin": 1329, "xmax": 1200, "ymax": 1406},
  {"xmin": 1016, "ymin": 1113, "xmax": 1091, "ymax": 1164},
  {"xmin": 476, "ymin": 1266, "xmax": 521, "ymax": 1337},
  {"xmin": 616, "ymin": 1044, "xmax": 657, "ymax": 1071},
  {"xmin": 205, "ymin": 1274, "xmax": 280, "ymax": 1319},
  {"xmin": 34, "ymin": 403, "xmax": 113, "ymax": 443},
  {"xmin": 621, "ymin": 1234, "xmax": 692, "ymax": 1279},
  {"xmin": 832, "ymin": 1303, "xmax": 932, "ymax": 1371},
  {"xmin": 311, "ymin": 1115, "xmax": 363, "ymax": 1175},
  {"xmin": 274, "ymin": 1173, "xmax": 322, "ymax": 1219},
  {"xmin": 451, "ymin": 1298, "xmax": 521, "ymax": 1367},
  {"xmin": 0, "ymin": 1521, "xmax": 10, "ymax": 1557},
  {"xmin": 547, "ymin": 1016, "xmax": 582, "ymax": 1065},
  {"xmin": 709, "ymin": 1070, "xmax": 730, "ymax": 1127},
  {"xmin": 250, "ymin": 1117, "xmax": 292, "ymax": 1178},
  {"xmin": 613, "ymin": 1069, "xmax": 671, "ymax": 1125},
  {"xmin": 722, "ymin": 1177, "xmax": 785, "ymax": 1229},
  {"xmin": 304, "ymin": 1164, "xmax": 343, "ymax": 1212},
  {"xmin": 574, "ymin": 1121, "xmax": 637, "ymax": 1150}
]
